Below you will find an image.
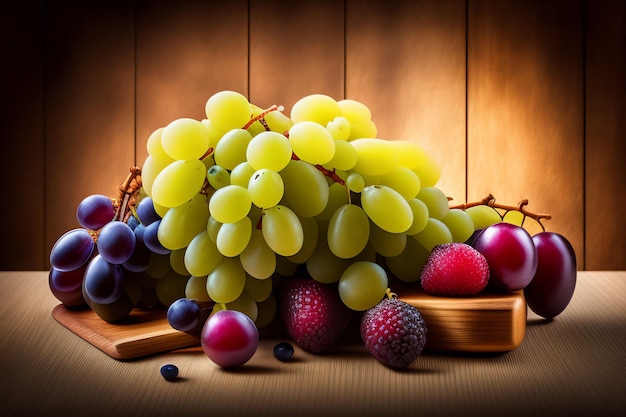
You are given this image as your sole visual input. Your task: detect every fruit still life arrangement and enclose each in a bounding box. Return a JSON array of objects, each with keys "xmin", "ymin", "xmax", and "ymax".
[{"xmin": 48, "ymin": 91, "xmax": 577, "ymax": 370}]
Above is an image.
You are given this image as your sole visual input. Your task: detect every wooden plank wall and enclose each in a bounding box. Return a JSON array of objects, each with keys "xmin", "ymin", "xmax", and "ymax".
[{"xmin": 1, "ymin": 0, "xmax": 624, "ymax": 271}]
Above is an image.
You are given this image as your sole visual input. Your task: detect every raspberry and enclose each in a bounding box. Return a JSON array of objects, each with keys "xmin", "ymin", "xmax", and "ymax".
[
  {"xmin": 360, "ymin": 295, "xmax": 427, "ymax": 369},
  {"xmin": 420, "ymin": 243, "xmax": 490, "ymax": 296},
  {"xmin": 279, "ymin": 277, "xmax": 352, "ymax": 353}
]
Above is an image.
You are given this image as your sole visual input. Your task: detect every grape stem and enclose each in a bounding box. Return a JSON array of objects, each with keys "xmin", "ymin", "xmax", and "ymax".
[
  {"xmin": 290, "ymin": 152, "xmax": 346, "ymax": 185},
  {"xmin": 450, "ymin": 193, "xmax": 552, "ymax": 231},
  {"xmin": 242, "ymin": 104, "xmax": 283, "ymax": 130},
  {"xmin": 113, "ymin": 166, "xmax": 142, "ymax": 223}
]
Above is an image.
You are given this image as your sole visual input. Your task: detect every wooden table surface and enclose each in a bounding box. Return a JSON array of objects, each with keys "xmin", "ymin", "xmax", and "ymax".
[{"xmin": 1, "ymin": 271, "xmax": 624, "ymax": 417}]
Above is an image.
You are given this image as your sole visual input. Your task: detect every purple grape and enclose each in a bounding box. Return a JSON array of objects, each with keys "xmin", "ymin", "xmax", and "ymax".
[
  {"xmin": 76, "ymin": 194, "xmax": 116, "ymax": 230},
  {"xmin": 97, "ymin": 221, "xmax": 136, "ymax": 265},
  {"xmin": 49, "ymin": 266, "xmax": 87, "ymax": 307},
  {"xmin": 136, "ymin": 197, "xmax": 161, "ymax": 226},
  {"xmin": 143, "ymin": 220, "xmax": 170, "ymax": 255},
  {"xmin": 167, "ymin": 298, "xmax": 203, "ymax": 334},
  {"xmin": 160, "ymin": 364, "xmax": 179, "ymax": 381},
  {"xmin": 273, "ymin": 342, "xmax": 294, "ymax": 362},
  {"xmin": 83, "ymin": 254, "xmax": 125, "ymax": 304},
  {"xmin": 127, "ymin": 214, "xmax": 141, "ymax": 230},
  {"xmin": 50, "ymin": 228, "xmax": 95, "ymax": 272},
  {"xmin": 122, "ymin": 234, "xmax": 151, "ymax": 272}
]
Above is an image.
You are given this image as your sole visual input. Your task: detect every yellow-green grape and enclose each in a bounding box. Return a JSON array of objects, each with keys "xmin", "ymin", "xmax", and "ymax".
[
  {"xmin": 152, "ymin": 200, "xmax": 170, "ymax": 219},
  {"xmin": 146, "ymin": 127, "xmax": 175, "ymax": 164},
  {"xmin": 248, "ymin": 168, "xmax": 284, "ymax": 209},
  {"xmin": 361, "ymin": 185, "xmax": 413, "ymax": 233},
  {"xmin": 326, "ymin": 139, "xmax": 357, "ymax": 171},
  {"xmin": 146, "ymin": 252, "xmax": 171, "ymax": 279},
  {"xmin": 346, "ymin": 172, "xmax": 365, "ymax": 193},
  {"xmin": 224, "ymin": 291, "xmax": 258, "ymax": 322},
  {"xmin": 350, "ymin": 138, "xmax": 399, "ymax": 176},
  {"xmin": 184, "ymin": 230, "xmax": 223, "ymax": 277},
  {"xmin": 317, "ymin": 182, "xmax": 349, "ymax": 221},
  {"xmin": 263, "ymin": 108, "xmax": 294, "ymax": 135},
  {"xmin": 229, "ymin": 161, "xmax": 256, "ymax": 188},
  {"xmin": 405, "ymin": 198, "xmax": 430, "ymax": 235},
  {"xmin": 327, "ymin": 204, "xmax": 370, "ymax": 259},
  {"xmin": 240, "ymin": 228, "xmax": 276, "ymax": 279},
  {"xmin": 216, "ymin": 216, "xmax": 252, "ymax": 257},
  {"xmin": 442, "ymin": 208, "xmax": 475, "ymax": 242},
  {"xmin": 369, "ymin": 222, "xmax": 407, "ymax": 257},
  {"xmin": 403, "ymin": 146, "xmax": 441, "ymax": 188},
  {"xmin": 140, "ymin": 155, "xmax": 170, "ymax": 197},
  {"xmin": 207, "ymin": 165, "xmax": 230, "ymax": 190},
  {"xmin": 246, "ymin": 131, "xmax": 292, "ymax": 172},
  {"xmin": 206, "ymin": 216, "xmax": 222, "ymax": 243},
  {"xmin": 261, "ymin": 205, "xmax": 304, "ymax": 257},
  {"xmin": 287, "ymin": 215, "xmax": 318, "ymax": 264},
  {"xmin": 337, "ymin": 99, "xmax": 377, "ymax": 140},
  {"xmin": 169, "ymin": 249, "xmax": 189, "ymax": 276},
  {"xmin": 412, "ymin": 217, "xmax": 453, "ymax": 251},
  {"xmin": 200, "ymin": 118, "xmax": 227, "ymax": 149},
  {"xmin": 465, "ymin": 205, "xmax": 502, "ymax": 230},
  {"xmin": 306, "ymin": 223, "xmax": 351, "ymax": 284},
  {"xmin": 161, "ymin": 118, "xmax": 210, "ymax": 161},
  {"xmin": 206, "ymin": 257, "xmax": 246, "ymax": 304},
  {"xmin": 416, "ymin": 187, "xmax": 449, "ymax": 220},
  {"xmin": 288, "ymin": 121, "xmax": 336, "ymax": 165},
  {"xmin": 338, "ymin": 261, "xmax": 388, "ymax": 311},
  {"xmin": 213, "ymin": 128, "xmax": 252, "ymax": 170},
  {"xmin": 290, "ymin": 93, "xmax": 341, "ymax": 126},
  {"xmin": 158, "ymin": 193, "xmax": 209, "ymax": 250},
  {"xmin": 280, "ymin": 160, "xmax": 329, "ymax": 217},
  {"xmin": 276, "ymin": 255, "xmax": 299, "ymax": 277},
  {"xmin": 244, "ymin": 273, "xmax": 273, "ymax": 302},
  {"xmin": 326, "ymin": 116, "xmax": 351, "ymax": 140},
  {"xmin": 208, "ymin": 184, "xmax": 251, "ymax": 224},
  {"xmin": 151, "ymin": 159, "xmax": 206, "ymax": 208},
  {"xmin": 155, "ymin": 270, "xmax": 188, "ymax": 307},
  {"xmin": 502, "ymin": 209, "xmax": 525, "ymax": 227},
  {"xmin": 385, "ymin": 238, "xmax": 431, "ymax": 283},
  {"xmin": 255, "ymin": 293, "xmax": 277, "ymax": 328},
  {"xmin": 205, "ymin": 90, "xmax": 252, "ymax": 131},
  {"xmin": 185, "ymin": 275, "xmax": 211, "ymax": 302},
  {"xmin": 379, "ymin": 167, "xmax": 421, "ymax": 200},
  {"xmin": 246, "ymin": 104, "xmax": 268, "ymax": 137}
]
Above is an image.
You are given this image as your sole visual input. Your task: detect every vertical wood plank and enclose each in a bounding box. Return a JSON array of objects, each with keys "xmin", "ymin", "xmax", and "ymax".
[
  {"xmin": 135, "ymin": 0, "xmax": 249, "ymax": 165},
  {"xmin": 248, "ymin": 0, "xmax": 345, "ymax": 112},
  {"xmin": 44, "ymin": 2, "xmax": 136, "ymax": 269},
  {"xmin": 585, "ymin": 0, "xmax": 626, "ymax": 270},
  {"xmin": 467, "ymin": 0, "xmax": 585, "ymax": 267},
  {"xmin": 0, "ymin": 1, "xmax": 45, "ymax": 270},
  {"xmin": 345, "ymin": 0, "xmax": 467, "ymax": 203}
]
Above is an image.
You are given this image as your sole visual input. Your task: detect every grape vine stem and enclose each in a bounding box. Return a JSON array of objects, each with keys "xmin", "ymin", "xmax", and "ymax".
[{"xmin": 113, "ymin": 166, "xmax": 143, "ymax": 223}]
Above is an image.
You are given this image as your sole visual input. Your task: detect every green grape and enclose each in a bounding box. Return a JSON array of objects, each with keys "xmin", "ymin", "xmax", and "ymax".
[
  {"xmin": 379, "ymin": 167, "xmax": 421, "ymax": 200},
  {"xmin": 184, "ymin": 230, "xmax": 223, "ymax": 277},
  {"xmin": 327, "ymin": 204, "xmax": 370, "ymax": 259},
  {"xmin": 394, "ymin": 142, "xmax": 441, "ymax": 188},
  {"xmin": 442, "ymin": 208, "xmax": 474, "ymax": 242},
  {"xmin": 287, "ymin": 215, "xmax": 318, "ymax": 264},
  {"xmin": 290, "ymin": 93, "xmax": 342, "ymax": 126},
  {"xmin": 464, "ymin": 205, "xmax": 502, "ymax": 230},
  {"xmin": 405, "ymin": 198, "xmax": 430, "ymax": 235},
  {"xmin": 261, "ymin": 205, "xmax": 304, "ymax": 257},
  {"xmin": 158, "ymin": 193, "xmax": 209, "ymax": 250},
  {"xmin": 502, "ymin": 209, "xmax": 525, "ymax": 227},
  {"xmin": 246, "ymin": 131, "xmax": 292, "ymax": 172},
  {"xmin": 338, "ymin": 261, "xmax": 388, "ymax": 311},
  {"xmin": 350, "ymin": 138, "xmax": 399, "ymax": 176},
  {"xmin": 207, "ymin": 164, "xmax": 230, "ymax": 190},
  {"xmin": 263, "ymin": 108, "xmax": 294, "ymax": 135},
  {"xmin": 146, "ymin": 252, "xmax": 171, "ymax": 279},
  {"xmin": 161, "ymin": 118, "xmax": 210, "ymax": 161},
  {"xmin": 240, "ymin": 228, "xmax": 276, "ymax": 279},
  {"xmin": 205, "ymin": 90, "xmax": 251, "ymax": 131},
  {"xmin": 151, "ymin": 159, "xmax": 206, "ymax": 208},
  {"xmin": 146, "ymin": 127, "xmax": 175, "ymax": 164},
  {"xmin": 280, "ymin": 160, "xmax": 329, "ymax": 217},
  {"xmin": 208, "ymin": 184, "xmax": 251, "ymax": 224},
  {"xmin": 255, "ymin": 293, "xmax": 277, "ymax": 328},
  {"xmin": 206, "ymin": 256, "xmax": 246, "ymax": 304},
  {"xmin": 185, "ymin": 275, "xmax": 211, "ymax": 302},
  {"xmin": 155, "ymin": 270, "xmax": 188, "ymax": 307},
  {"xmin": 230, "ymin": 161, "xmax": 256, "ymax": 188},
  {"xmin": 288, "ymin": 121, "xmax": 335, "ymax": 165},
  {"xmin": 244, "ymin": 273, "xmax": 273, "ymax": 302},
  {"xmin": 169, "ymin": 249, "xmax": 189, "ymax": 276},
  {"xmin": 306, "ymin": 222, "xmax": 351, "ymax": 284},
  {"xmin": 276, "ymin": 255, "xmax": 299, "ymax": 277},
  {"xmin": 416, "ymin": 187, "xmax": 449, "ymax": 220},
  {"xmin": 152, "ymin": 200, "xmax": 170, "ymax": 219},
  {"xmin": 412, "ymin": 217, "xmax": 453, "ymax": 251},
  {"xmin": 326, "ymin": 116, "xmax": 351, "ymax": 140},
  {"xmin": 369, "ymin": 222, "xmax": 407, "ymax": 257},
  {"xmin": 216, "ymin": 216, "xmax": 252, "ymax": 257},
  {"xmin": 140, "ymin": 155, "xmax": 171, "ymax": 197},
  {"xmin": 206, "ymin": 215, "xmax": 222, "ymax": 243},
  {"xmin": 326, "ymin": 139, "xmax": 357, "ymax": 171},
  {"xmin": 337, "ymin": 99, "xmax": 377, "ymax": 140},
  {"xmin": 385, "ymin": 237, "xmax": 430, "ymax": 282},
  {"xmin": 213, "ymin": 128, "xmax": 252, "ymax": 170},
  {"xmin": 346, "ymin": 172, "xmax": 365, "ymax": 193},
  {"xmin": 248, "ymin": 168, "xmax": 284, "ymax": 209},
  {"xmin": 361, "ymin": 185, "xmax": 413, "ymax": 233},
  {"xmin": 224, "ymin": 291, "xmax": 258, "ymax": 322},
  {"xmin": 200, "ymin": 118, "xmax": 227, "ymax": 149},
  {"xmin": 317, "ymin": 182, "xmax": 349, "ymax": 221}
]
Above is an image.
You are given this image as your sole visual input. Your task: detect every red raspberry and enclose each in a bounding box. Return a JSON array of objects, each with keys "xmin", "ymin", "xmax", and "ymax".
[
  {"xmin": 279, "ymin": 277, "xmax": 352, "ymax": 353},
  {"xmin": 360, "ymin": 296, "xmax": 427, "ymax": 369},
  {"xmin": 420, "ymin": 243, "xmax": 490, "ymax": 296}
]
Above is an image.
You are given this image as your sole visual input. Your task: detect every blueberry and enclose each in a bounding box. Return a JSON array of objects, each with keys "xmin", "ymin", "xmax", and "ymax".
[
  {"xmin": 160, "ymin": 364, "xmax": 179, "ymax": 381},
  {"xmin": 273, "ymin": 342, "xmax": 294, "ymax": 362}
]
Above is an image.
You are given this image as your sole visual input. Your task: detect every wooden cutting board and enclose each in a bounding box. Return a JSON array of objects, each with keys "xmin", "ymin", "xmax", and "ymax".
[{"xmin": 52, "ymin": 289, "xmax": 526, "ymax": 360}]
